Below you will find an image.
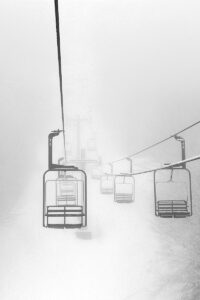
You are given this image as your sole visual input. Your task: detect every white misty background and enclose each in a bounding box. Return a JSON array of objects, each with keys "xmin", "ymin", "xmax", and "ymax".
[{"xmin": 0, "ymin": 0, "xmax": 200, "ymax": 299}]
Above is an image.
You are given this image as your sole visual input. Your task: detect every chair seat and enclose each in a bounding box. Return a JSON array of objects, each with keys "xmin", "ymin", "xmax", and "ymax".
[
  {"xmin": 47, "ymin": 205, "xmax": 83, "ymax": 214},
  {"xmin": 57, "ymin": 195, "xmax": 76, "ymax": 201},
  {"xmin": 47, "ymin": 224, "xmax": 83, "ymax": 229},
  {"xmin": 46, "ymin": 205, "xmax": 84, "ymax": 227},
  {"xmin": 115, "ymin": 193, "xmax": 133, "ymax": 203},
  {"xmin": 101, "ymin": 188, "xmax": 113, "ymax": 194},
  {"xmin": 157, "ymin": 200, "xmax": 190, "ymax": 218}
]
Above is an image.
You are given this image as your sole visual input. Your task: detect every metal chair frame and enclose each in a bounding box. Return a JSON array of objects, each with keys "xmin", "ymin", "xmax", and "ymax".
[
  {"xmin": 154, "ymin": 135, "xmax": 192, "ymax": 218},
  {"xmin": 114, "ymin": 157, "xmax": 134, "ymax": 203},
  {"xmin": 114, "ymin": 174, "xmax": 135, "ymax": 203},
  {"xmin": 43, "ymin": 167, "xmax": 87, "ymax": 228},
  {"xmin": 100, "ymin": 163, "xmax": 114, "ymax": 194},
  {"xmin": 43, "ymin": 130, "xmax": 87, "ymax": 228},
  {"xmin": 154, "ymin": 167, "xmax": 192, "ymax": 218},
  {"xmin": 100, "ymin": 174, "xmax": 114, "ymax": 194}
]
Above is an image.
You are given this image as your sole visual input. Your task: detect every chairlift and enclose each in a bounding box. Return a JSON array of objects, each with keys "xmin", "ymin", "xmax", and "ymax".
[
  {"xmin": 91, "ymin": 158, "xmax": 102, "ymax": 180},
  {"xmin": 114, "ymin": 175, "xmax": 134, "ymax": 203},
  {"xmin": 43, "ymin": 130, "xmax": 87, "ymax": 228},
  {"xmin": 56, "ymin": 164, "xmax": 78, "ymax": 206},
  {"xmin": 85, "ymin": 148, "xmax": 100, "ymax": 163},
  {"xmin": 87, "ymin": 138, "xmax": 96, "ymax": 151},
  {"xmin": 100, "ymin": 163, "xmax": 114, "ymax": 194},
  {"xmin": 154, "ymin": 135, "xmax": 192, "ymax": 218},
  {"xmin": 91, "ymin": 166, "xmax": 103, "ymax": 180},
  {"xmin": 114, "ymin": 158, "xmax": 134, "ymax": 203},
  {"xmin": 69, "ymin": 148, "xmax": 100, "ymax": 171}
]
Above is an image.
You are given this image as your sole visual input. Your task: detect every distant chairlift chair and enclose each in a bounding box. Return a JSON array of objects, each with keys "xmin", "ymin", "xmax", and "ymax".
[
  {"xmin": 154, "ymin": 135, "xmax": 192, "ymax": 218},
  {"xmin": 100, "ymin": 163, "xmax": 114, "ymax": 194},
  {"xmin": 114, "ymin": 158, "xmax": 134, "ymax": 203},
  {"xmin": 56, "ymin": 162, "xmax": 78, "ymax": 206},
  {"xmin": 91, "ymin": 165, "xmax": 103, "ymax": 180},
  {"xmin": 43, "ymin": 130, "xmax": 87, "ymax": 228}
]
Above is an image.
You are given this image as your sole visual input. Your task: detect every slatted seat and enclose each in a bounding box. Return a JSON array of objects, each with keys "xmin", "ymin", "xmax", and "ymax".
[
  {"xmin": 157, "ymin": 200, "xmax": 190, "ymax": 218},
  {"xmin": 46, "ymin": 205, "xmax": 84, "ymax": 228},
  {"xmin": 57, "ymin": 179, "xmax": 78, "ymax": 206},
  {"xmin": 47, "ymin": 224, "xmax": 83, "ymax": 228},
  {"xmin": 57, "ymin": 195, "xmax": 76, "ymax": 202},
  {"xmin": 115, "ymin": 193, "xmax": 133, "ymax": 203},
  {"xmin": 100, "ymin": 173, "xmax": 114, "ymax": 194},
  {"xmin": 101, "ymin": 188, "xmax": 113, "ymax": 194},
  {"xmin": 114, "ymin": 175, "xmax": 134, "ymax": 204}
]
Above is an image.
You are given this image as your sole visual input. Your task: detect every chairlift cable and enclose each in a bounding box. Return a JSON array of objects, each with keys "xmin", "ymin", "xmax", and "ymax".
[
  {"xmin": 110, "ymin": 119, "xmax": 200, "ymax": 165},
  {"xmin": 54, "ymin": 0, "xmax": 67, "ymax": 160},
  {"xmin": 119, "ymin": 154, "xmax": 200, "ymax": 176}
]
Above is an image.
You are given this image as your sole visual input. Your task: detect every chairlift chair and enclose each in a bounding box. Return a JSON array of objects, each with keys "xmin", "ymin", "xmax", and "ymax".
[
  {"xmin": 87, "ymin": 138, "xmax": 96, "ymax": 151},
  {"xmin": 114, "ymin": 175, "xmax": 134, "ymax": 203},
  {"xmin": 91, "ymin": 160, "xmax": 103, "ymax": 180},
  {"xmin": 100, "ymin": 174, "xmax": 114, "ymax": 194},
  {"xmin": 43, "ymin": 130, "xmax": 87, "ymax": 228},
  {"xmin": 56, "ymin": 157, "xmax": 78, "ymax": 206},
  {"xmin": 114, "ymin": 158, "xmax": 134, "ymax": 203},
  {"xmin": 154, "ymin": 135, "xmax": 192, "ymax": 218},
  {"xmin": 100, "ymin": 163, "xmax": 114, "ymax": 194},
  {"xmin": 91, "ymin": 167, "xmax": 102, "ymax": 180},
  {"xmin": 56, "ymin": 174, "xmax": 78, "ymax": 206}
]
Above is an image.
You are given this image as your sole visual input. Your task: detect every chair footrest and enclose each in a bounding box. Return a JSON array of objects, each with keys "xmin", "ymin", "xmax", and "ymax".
[
  {"xmin": 115, "ymin": 200, "xmax": 133, "ymax": 203},
  {"xmin": 46, "ymin": 224, "xmax": 83, "ymax": 229},
  {"xmin": 101, "ymin": 190, "xmax": 113, "ymax": 194},
  {"xmin": 115, "ymin": 194, "xmax": 133, "ymax": 202},
  {"xmin": 47, "ymin": 209, "xmax": 82, "ymax": 213},
  {"xmin": 46, "ymin": 213, "xmax": 85, "ymax": 217}
]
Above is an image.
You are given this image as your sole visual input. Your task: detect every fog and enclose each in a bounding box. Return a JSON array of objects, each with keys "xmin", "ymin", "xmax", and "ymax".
[{"xmin": 0, "ymin": 0, "xmax": 200, "ymax": 299}]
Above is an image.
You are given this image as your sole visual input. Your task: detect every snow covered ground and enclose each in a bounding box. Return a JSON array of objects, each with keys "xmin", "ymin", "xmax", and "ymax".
[{"xmin": 0, "ymin": 168, "xmax": 199, "ymax": 300}]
